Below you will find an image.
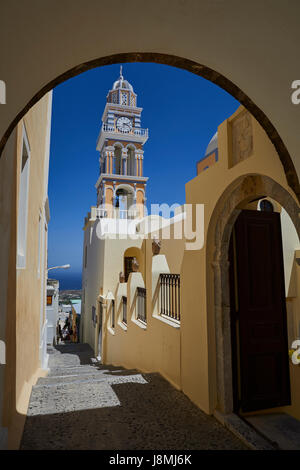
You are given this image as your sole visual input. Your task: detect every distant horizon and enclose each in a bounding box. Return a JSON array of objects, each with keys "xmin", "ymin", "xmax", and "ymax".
[{"xmin": 48, "ymin": 270, "xmax": 82, "ymax": 290}]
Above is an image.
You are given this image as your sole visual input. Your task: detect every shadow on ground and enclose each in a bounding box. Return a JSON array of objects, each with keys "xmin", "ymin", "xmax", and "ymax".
[
  {"xmin": 20, "ymin": 344, "xmax": 248, "ymax": 450},
  {"xmin": 50, "ymin": 343, "xmax": 95, "ymax": 365}
]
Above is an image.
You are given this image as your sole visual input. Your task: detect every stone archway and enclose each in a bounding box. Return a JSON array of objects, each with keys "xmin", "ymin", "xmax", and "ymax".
[
  {"xmin": 208, "ymin": 174, "xmax": 300, "ymax": 414},
  {"xmin": 0, "ymin": 52, "xmax": 299, "ymax": 201}
]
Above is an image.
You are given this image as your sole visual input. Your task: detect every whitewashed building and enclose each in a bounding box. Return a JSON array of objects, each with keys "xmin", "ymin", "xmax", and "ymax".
[
  {"xmin": 46, "ymin": 279, "xmax": 59, "ymax": 346},
  {"xmin": 81, "ymin": 70, "xmax": 185, "ymax": 356}
]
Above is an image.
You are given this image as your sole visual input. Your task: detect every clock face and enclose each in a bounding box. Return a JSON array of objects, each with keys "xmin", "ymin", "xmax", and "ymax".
[{"xmin": 116, "ymin": 117, "xmax": 132, "ymax": 132}]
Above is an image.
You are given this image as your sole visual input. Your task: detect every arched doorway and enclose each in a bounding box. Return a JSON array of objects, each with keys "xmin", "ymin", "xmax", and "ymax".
[
  {"xmin": 0, "ymin": 5, "xmax": 298, "ymax": 448},
  {"xmin": 208, "ymin": 174, "xmax": 300, "ymax": 415},
  {"xmin": 1, "ymin": 54, "xmax": 298, "ymax": 448}
]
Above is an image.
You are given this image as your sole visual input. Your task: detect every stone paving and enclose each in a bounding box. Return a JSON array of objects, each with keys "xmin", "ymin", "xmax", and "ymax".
[{"xmin": 20, "ymin": 343, "xmax": 248, "ymax": 450}]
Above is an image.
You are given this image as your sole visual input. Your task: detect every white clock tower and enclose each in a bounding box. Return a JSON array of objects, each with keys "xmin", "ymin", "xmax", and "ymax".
[{"xmin": 95, "ymin": 67, "xmax": 149, "ymax": 218}]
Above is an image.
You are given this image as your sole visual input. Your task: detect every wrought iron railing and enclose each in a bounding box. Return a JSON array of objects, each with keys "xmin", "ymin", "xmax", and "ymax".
[
  {"xmin": 96, "ymin": 207, "xmax": 139, "ymax": 219},
  {"xmin": 102, "ymin": 123, "xmax": 148, "ymax": 138},
  {"xmin": 136, "ymin": 287, "xmax": 146, "ymax": 323},
  {"xmin": 122, "ymin": 296, "xmax": 127, "ymax": 324},
  {"xmin": 159, "ymin": 274, "xmax": 180, "ymax": 322}
]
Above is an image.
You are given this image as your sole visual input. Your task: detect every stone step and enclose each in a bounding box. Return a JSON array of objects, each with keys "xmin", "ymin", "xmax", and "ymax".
[
  {"xmin": 47, "ymin": 366, "xmax": 105, "ymax": 377},
  {"xmin": 47, "ymin": 364, "xmax": 132, "ymax": 378},
  {"xmin": 245, "ymin": 413, "xmax": 300, "ymax": 450},
  {"xmin": 48, "ymin": 343, "xmax": 94, "ymax": 355},
  {"xmin": 28, "ymin": 373, "xmax": 148, "ymax": 416},
  {"xmin": 37, "ymin": 373, "xmax": 104, "ymax": 386},
  {"xmin": 48, "ymin": 355, "xmax": 98, "ymax": 368},
  {"xmin": 48, "ymin": 361, "xmax": 99, "ymax": 369},
  {"xmin": 48, "ymin": 363, "xmax": 99, "ymax": 371},
  {"xmin": 37, "ymin": 368, "xmax": 139, "ymax": 385},
  {"xmin": 34, "ymin": 371, "xmax": 146, "ymax": 389}
]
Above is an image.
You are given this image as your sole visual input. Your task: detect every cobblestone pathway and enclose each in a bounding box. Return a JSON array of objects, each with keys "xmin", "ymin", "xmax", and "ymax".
[{"xmin": 20, "ymin": 343, "xmax": 247, "ymax": 450}]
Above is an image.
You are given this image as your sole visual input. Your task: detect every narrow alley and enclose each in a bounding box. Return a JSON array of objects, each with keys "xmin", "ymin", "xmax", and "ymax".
[{"xmin": 20, "ymin": 343, "xmax": 247, "ymax": 450}]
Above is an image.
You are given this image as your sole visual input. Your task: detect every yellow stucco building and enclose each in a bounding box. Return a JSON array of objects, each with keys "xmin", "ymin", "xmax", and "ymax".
[
  {"xmin": 181, "ymin": 106, "xmax": 300, "ymax": 421},
  {"xmin": 0, "ymin": 92, "xmax": 52, "ymax": 449},
  {"xmin": 85, "ymin": 103, "xmax": 300, "ymax": 434}
]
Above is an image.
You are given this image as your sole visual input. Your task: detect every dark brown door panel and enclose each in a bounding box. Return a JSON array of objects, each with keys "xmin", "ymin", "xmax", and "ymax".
[{"xmin": 230, "ymin": 210, "xmax": 291, "ymax": 412}]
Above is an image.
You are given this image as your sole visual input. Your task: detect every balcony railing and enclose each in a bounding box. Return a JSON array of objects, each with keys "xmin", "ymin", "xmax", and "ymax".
[
  {"xmin": 102, "ymin": 123, "xmax": 148, "ymax": 138},
  {"xmin": 160, "ymin": 274, "xmax": 180, "ymax": 322},
  {"xmin": 137, "ymin": 287, "xmax": 146, "ymax": 323},
  {"xmin": 122, "ymin": 296, "xmax": 127, "ymax": 324},
  {"xmin": 96, "ymin": 207, "xmax": 139, "ymax": 219}
]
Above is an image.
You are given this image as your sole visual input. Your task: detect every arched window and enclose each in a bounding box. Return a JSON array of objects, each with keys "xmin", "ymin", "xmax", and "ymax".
[
  {"xmin": 127, "ymin": 147, "xmax": 135, "ymax": 176},
  {"xmin": 259, "ymin": 199, "xmax": 274, "ymax": 212},
  {"xmin": 123, "ymin": 246, "xmax": 142, "ymax": 281},
  {"xmin": 115, "ymin": 187, "xmax": 134, "ymax": 218},
  {"xmin": 114, "ymin": 146, "xmax": 122, "ymax": 175},
  {"xmin": 124, "ymin": 257, "xmax": 134, "ymax": 282}
]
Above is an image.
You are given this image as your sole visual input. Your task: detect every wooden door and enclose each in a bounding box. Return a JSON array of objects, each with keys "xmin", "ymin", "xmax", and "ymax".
[{"xmin": 230, "ymin": 209, "xmax": 291, "ymax": 412}]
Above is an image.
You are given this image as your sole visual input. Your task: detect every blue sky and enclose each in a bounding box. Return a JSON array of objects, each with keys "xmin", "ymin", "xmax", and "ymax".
[{"xmin": 48, "ymin": 63, "xmax": 239, "ymax": 288}]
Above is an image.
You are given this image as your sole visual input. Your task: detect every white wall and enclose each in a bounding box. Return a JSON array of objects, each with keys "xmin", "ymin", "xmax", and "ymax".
[
  {"xmin": 281, "ymin": 207, "xmax": 300, "ymax": 297},
  {"xmin": 82, "ymin": 216, "xmax": 144, "ymax": 352},
  {"xmin": 46, "ymin": 282, "xmax": 59, "ymax": 345}
]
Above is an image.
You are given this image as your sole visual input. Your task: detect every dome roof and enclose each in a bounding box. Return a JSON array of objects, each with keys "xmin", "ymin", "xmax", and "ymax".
[
  {"xmin": 204, "ymin": 131, "xmax": 218, "ymax": 157},
  {"xmin": 113, "ymin": 78, "xmax": 133, "ymax": 91},
  {"xmin": 112, "ymin": 66, "xmax": 133, "ymax": 91}
]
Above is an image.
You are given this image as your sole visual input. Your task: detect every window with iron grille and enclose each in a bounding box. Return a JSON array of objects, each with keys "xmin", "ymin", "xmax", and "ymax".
[
  {"xmin": 159, "ymin": 274, "xmax": 180, "ymax": 322},
  {"xmin": 122, "ymin": 296, "xmax": 127, "ymax": 324},
  {"xmin": 136, "ymin": 287, "xmax": 146, "ymax": 323},
  {"xmin": 111, "ymin": 300, "xmax": 115, "ymax": 328},
  {"xmin": 92, "ymin": 306, "xmax": 97, "ymax": 327}
]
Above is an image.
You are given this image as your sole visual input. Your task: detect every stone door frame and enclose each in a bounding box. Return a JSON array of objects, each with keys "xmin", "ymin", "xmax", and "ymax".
[{"xmin": 210, "ymin": 174, "xmax": 300, "ymax": 414}]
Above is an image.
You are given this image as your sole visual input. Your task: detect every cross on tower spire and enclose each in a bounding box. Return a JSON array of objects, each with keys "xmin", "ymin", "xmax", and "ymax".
[{"xmin": 120, "ymin": 65, "xmax": 123, "ymax": 79}]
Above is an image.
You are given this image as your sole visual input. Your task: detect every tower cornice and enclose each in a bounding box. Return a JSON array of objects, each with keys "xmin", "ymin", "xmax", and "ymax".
[{"xmin": 95, "ymin": 173, "xmax": 148, "ymax": 190}]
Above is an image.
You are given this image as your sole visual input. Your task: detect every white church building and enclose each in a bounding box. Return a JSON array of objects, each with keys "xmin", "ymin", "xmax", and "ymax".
[{"xmin": 81, "ymin": 69, "xmax": 185, "ymax": 358}]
